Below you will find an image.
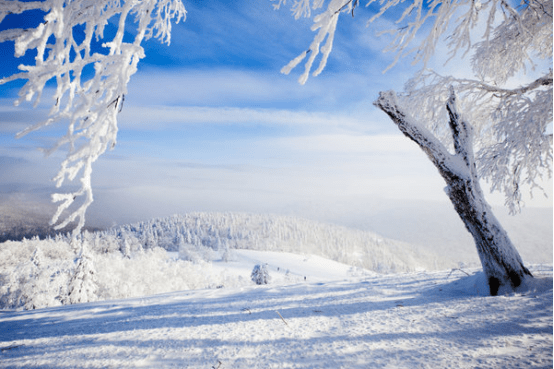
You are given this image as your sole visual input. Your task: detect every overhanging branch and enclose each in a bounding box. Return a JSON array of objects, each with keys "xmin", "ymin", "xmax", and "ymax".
[{"xmin": 374, "ymin": 90, "xmax": 465, "ymax": 179}]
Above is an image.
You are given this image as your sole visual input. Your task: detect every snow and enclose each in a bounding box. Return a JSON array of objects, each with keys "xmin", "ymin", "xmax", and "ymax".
[
  {"xmin": 0, "ymin": 213, "xmax": 551, "ymax": 366},
  {"xmin": 0, "ymin": 251, "xmax": 551, "ymax": 368},
  {"xmin": 214, "ymin": 249, "xmax": 366, "ymax": 284}
]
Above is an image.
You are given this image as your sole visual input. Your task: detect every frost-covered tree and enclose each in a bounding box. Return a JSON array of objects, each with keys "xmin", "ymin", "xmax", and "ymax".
[
  {"xmin": 122, "ymin": 237, "xmax": 132, "ymax": 259},
  {"xmin": 10, "ymin": 245, "xmax": 71, "ymax": 310},
  {"xmin": 0, "ymin": 0, "xmax": 186, "ymax": 235},
  {"xmin": 276, "ymin": 0, "xmax": 552, "ymax": 294},
  {"xmin": 68, "ymin": 240, "xmax": 98, "ymax": 304},
  {"xmin": 221, "ymin": 239, "xmax": 236, "ymax": 262},
  {"xmin": 20, "ymin": 246, "xmax": 46, "ymax": 310},
  {"xmin": 251, "ymin": 264, "xmax": 271, "ymax": 285}
]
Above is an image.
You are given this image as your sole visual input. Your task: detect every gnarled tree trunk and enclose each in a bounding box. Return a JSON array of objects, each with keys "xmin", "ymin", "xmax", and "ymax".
[{"xmin": 375, "ymin": 89, "xmax": 532, "ymax": 295}]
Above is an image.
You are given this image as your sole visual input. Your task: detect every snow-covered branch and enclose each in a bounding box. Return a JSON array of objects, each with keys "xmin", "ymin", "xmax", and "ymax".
[
  {"xmin": 401, "ymin": 68, "xmax": 553, "ymax": 213},
  {"xmin": 0, "ymin": 0, "xmax": 186, "ymax": 234},
  {"xmin": 446, "ymin": 89, "xmax": 474, "ymax": 170},
  {"xmin": 278, "ymin": 0, "xmax": 552, "ymax": 82},
  {"xmin": 374, "ymin": 90, "xmax": 468, "ymax": 181},
  {"xmin": 471, "ymin": 73, "xmax": 553, "ymax": 96},
  {"xmin": 279, "ymin": 0, "xmax": 352, "ymax": 84}
]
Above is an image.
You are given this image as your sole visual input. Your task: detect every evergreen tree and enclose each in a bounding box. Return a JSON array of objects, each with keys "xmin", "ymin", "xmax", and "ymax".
[
  {"xmin": 251, "ymin": 264, "xmax": 271, "ymax": 285},
  {"xmin": 68, "ymin": 241, "xmax": 98, "ymax": 304}
]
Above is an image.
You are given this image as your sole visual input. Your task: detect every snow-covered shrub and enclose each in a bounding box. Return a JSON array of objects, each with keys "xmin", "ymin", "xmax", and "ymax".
[
  {"xmin": 93, "ymin": 247, "xmax": 243, "ymax": 300},
  {"xmin": 178, "ymin": 242, "xmax": 202, "ymax": 263},
  {"xmin": 0, "ymin": 229, "xmax": 244, "ymax": 309},
  {"xmin": 251, "ymin": 264, "xmax": 270, "ymax": 285},
  {"xmin": 0, "ymin": 242, "xmax": 73, "ymax": 310}
]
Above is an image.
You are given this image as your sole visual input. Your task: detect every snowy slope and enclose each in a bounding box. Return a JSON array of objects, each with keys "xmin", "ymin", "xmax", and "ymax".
[
  {"xmin": 0, "ymin": 254, "xmax": 551, "ymax": 368},
  {"xmin": 0, "ymin": 212, "xmax": 551, "ymax": 367}
]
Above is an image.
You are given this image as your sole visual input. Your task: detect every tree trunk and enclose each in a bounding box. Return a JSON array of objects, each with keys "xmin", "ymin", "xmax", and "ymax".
[
  {"xmin": 443, "ymin": 166, "xmax": 532, "ymax": 295},
  {"xmin": 375, "ymin": 89, "xmax": 532, "ymax": 295}
]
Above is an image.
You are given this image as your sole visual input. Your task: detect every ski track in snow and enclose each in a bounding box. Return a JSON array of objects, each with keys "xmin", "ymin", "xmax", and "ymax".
[{"xmin": 0, "ymin": 260, "xmax": 552, "ymax": 368}]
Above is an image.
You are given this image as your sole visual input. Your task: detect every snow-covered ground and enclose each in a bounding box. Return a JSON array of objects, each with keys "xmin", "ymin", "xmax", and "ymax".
[{"xmin": 0, "ymin": 250, "xmax": 552, "ymax": 368}]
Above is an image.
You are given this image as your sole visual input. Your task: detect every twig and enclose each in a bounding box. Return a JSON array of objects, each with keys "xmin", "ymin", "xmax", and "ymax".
[
  {"xmin": 447, "ymin": 268, "xmax": 470, "ymax": 278},
  {"xmin": 1, "ymin": 345, "xmax": 23, "ymax": 352},
  {"xmin": 275, "ymin": 310, "xmax": 289, "ymax": 326},
  {"xmin": 241, "ymin": 308, "xmax": 251, "ymax": 314},
  {"xmin": 212, "ymin": 360, "xmax": 222, "ymax": 369}
]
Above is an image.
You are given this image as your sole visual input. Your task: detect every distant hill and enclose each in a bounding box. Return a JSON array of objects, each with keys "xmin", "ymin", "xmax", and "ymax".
[
  {"xmin": 311, "ymin": 198, "xmax": 553, "ymax": 266},
  {"xmin": 1, "ymin": 192, "xmax": 550, "ymax": 267},
  {"xmin": 109, "ymin": 212, "xmax": 449, "ymax": 272},
  {"xmin": 0, "ymin": 194, "xmax": 102, "ymax": 242}
]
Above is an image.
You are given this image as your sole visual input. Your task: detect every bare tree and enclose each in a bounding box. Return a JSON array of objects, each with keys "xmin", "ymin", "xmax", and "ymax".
[
  {"xmin": 0, "ymin": 0, "xmax": 186, "ymax": 235},
  {"xmin": 276, "ymin": 0, "xmax": 552, "ymax": 294}
]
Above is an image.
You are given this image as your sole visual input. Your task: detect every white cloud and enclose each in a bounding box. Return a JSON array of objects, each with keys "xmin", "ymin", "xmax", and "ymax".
[
  {"xmin": 125, "ymin": 66, "xmax": 394, "ymax": 112},
  {"xmin": 118, "ymin": 104, "xmax": 382, "ymax": 134},
  {"xmin": 117, "ymin": 66, "xmax": 403, "ymax": 137},
  {"xmin": 273, "ymin": 133, "xmax": 420, "ymax": 154},
  {"xmin": 0, "ymin": 98, "xmax": 52, "ymax": 134}
]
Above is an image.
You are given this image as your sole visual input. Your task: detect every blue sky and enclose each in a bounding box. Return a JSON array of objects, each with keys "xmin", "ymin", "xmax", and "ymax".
[{"xmin": 0, "ymin": 0, "xmax": 551, "ymax": 228}]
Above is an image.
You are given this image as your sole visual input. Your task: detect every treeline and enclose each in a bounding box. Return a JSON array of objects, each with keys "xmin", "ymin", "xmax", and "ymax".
[
  {"xmin": 0, "ymin": 224, "xmax": 102, "ymax": 243},
  {"xmin": 0, "ymin": 212, "xmax": 448, "ymax": 310},
  {"xmin": 106, "ymin": 212, "xmax": 443, "ymax": 272}
]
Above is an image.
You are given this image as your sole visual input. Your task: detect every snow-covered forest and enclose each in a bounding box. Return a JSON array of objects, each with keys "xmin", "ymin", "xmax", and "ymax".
[{"xmin": 1, "ymin": 212, "xmax": 447, "ymax": 310}]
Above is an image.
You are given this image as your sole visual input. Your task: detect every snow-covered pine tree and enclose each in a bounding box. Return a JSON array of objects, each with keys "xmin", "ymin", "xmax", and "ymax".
[
  {"xmin": 251, "ymin": 264, "xmax": 271, "ymax": 285},
  {"xmin": 122, "ymin": 238, "xmax": 132, "ymax": 259},
  {"xmin": 20, "ymin": 246, "xmax": 46, "ymax": 310},
  {"xmin": 68, "ymin": 240, "xmax": 98, "ymax": 304},
  {"xmin": 277, "ymin": 0, "xmax": 552, "ymax": 295},
  {"xmin": 0, "ymin": 0, "xmax": 186, "ymax": 235}
]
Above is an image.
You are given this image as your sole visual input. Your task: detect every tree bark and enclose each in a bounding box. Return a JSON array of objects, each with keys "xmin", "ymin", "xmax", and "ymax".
[
  {"xmin": 375, "ymin": 90, "xmax": 532, "ymax": 295},
  {"xmin": 443, "ymin": 168, "xmax": 532, "ymax": 295}
]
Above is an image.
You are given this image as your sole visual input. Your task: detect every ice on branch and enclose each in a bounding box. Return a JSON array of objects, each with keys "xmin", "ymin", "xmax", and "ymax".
[
  {"xmin": 0, "ymin": 0, "xmax": 186, "ymax": 235},
  {"xmin": 279, "ymin": 0, "xmax": 350, "ymax": 84},
  {"xmin": 279, "ymin": 0, "xmax": 552, "ymax": 80}
]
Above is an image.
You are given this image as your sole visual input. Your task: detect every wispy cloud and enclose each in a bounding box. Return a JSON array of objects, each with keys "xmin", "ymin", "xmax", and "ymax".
[
  {"xmin": 126, "ymin": 67, "xmax": 392, "ymax": 111},
  {"xmin": 0, "ymin": 98, "xmax": 51, "ymax": 134},
  {"xmin": 118, "ymin": 104, "xmax": 381, "ymax": 134},
  {"xmin": 274, "ymin": 134, "xmax": 420, "ymax": 154}
]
